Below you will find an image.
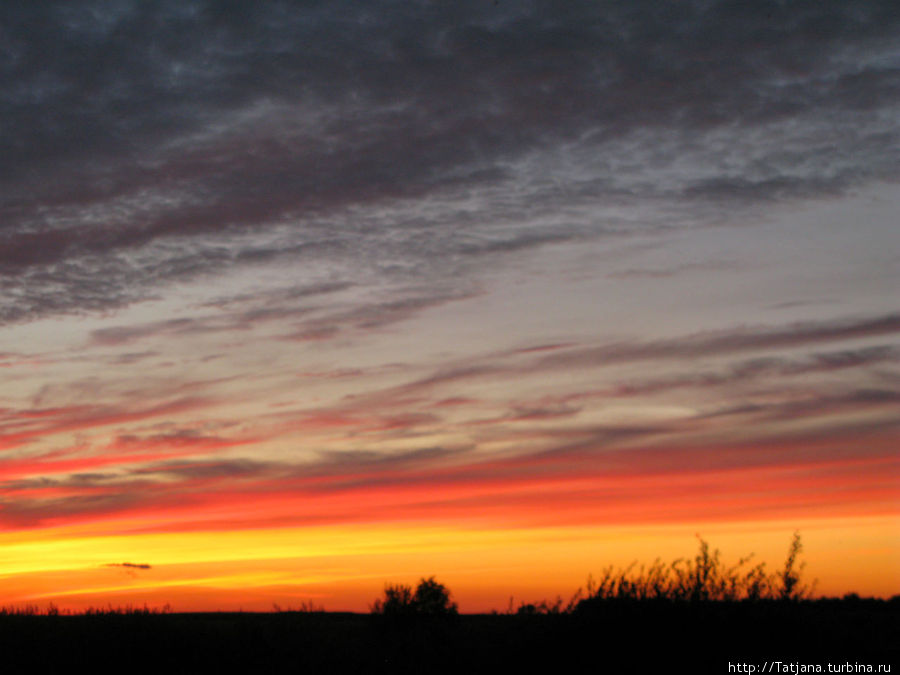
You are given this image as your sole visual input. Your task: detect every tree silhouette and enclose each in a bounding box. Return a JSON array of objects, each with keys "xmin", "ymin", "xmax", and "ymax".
[
  {"xmin": 413, "ymin": 576, "xmax": 458, "ymax": 616},
  {"xmin": 370, "ymin": 582, "xmax": 415, "ymax": 616},
  {"xmin": 370, "ymin": 576, "xmax": 457, "ymax": 616}
]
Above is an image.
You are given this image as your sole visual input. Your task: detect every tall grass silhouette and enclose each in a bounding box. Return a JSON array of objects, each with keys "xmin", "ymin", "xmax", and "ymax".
[{"xmin": 575, "ymin": 532, "xmax": 815, "ymax": 610}]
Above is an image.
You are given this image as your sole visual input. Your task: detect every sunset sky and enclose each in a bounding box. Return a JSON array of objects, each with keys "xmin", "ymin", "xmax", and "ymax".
[{"xmin": 1, "ymin": 1, "xmax": 898, "ymax": 612}]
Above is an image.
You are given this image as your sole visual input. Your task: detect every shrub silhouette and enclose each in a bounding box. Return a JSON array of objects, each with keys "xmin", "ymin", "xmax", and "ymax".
[{"xmin": 371, "ymin": 576, "xmax": 457, "ymax": 616}]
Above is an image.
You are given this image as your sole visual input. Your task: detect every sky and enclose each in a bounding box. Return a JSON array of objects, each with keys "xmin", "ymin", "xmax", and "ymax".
[{"xmin": 0, "ymin": 0, "xmax": 898, "ymax": 612}]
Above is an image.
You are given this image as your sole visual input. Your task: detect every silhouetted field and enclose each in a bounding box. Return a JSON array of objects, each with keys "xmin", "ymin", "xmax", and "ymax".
[
  {"xmin": 3, "ymin": 538, "xmax": 896, "ymax": 673},
  {"xmin": 1, "ymin": 599, "xmax": 897, "ymax": 674}
]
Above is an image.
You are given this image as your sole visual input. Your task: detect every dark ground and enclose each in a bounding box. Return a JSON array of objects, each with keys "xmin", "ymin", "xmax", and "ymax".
[{"xmin": 1, "ymin": 599, "xmax": 896, "ymax": 674}]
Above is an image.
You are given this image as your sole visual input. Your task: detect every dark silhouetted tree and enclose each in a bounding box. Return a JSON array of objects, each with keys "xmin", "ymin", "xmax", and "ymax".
[
  {"xmin": 370, "ymin": 577, "xmax": 457, "ymax": 616},
  {"xmin": 370, "ymin": 582, "xmax": 416, "ymax": 615},
  {"xmin": 413, "ymin": 576, "xmax": 458, "ymax": 616}
]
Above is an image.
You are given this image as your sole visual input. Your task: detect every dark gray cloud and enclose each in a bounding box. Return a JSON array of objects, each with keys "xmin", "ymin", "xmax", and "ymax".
[
  {"xmin": 85, "ymin": 283, "xmax": 478, "ymax": 346},
  {"xmin": 137, "ymin": 458, "xmax": 274, "ymax": 481},
  {"xmin": 732, "ymin": 388, "xmax": 900, "ymax": 423},
  {"xmin": 606, "ymin": 260, "xmax": 737, "ymax": 280},
  {"xmin": 0, "ymin": 491, "xmax": 144, "ymax": 528},
  {"xmin": 466, "ymin": 344, "xmax": 900, "ymax": 422},
  {"xmin": 535, "ymin": 313, "xmax": 900, "ymax": 370},
  {"xmin": 119, "ymin": 443, "xmax": 470, "ymax": 490},
  {"xmin": 199, "ymin": 281, "xmax": 354, "ymax": 312},
  {"xmin": 106, "ymin": 350, "xmax": 160, "ymax": 365},
  {"xmin": 1, "ymin": 0, "xmax": 898, "ymax": 323},
  {"xmin": 1, "ymin": 473, "xmax": 120, "ymax": 491},
  {"xmin": 595, "ymin": 345, "xmax": 900, "ymax": 398},
  {"xmin": 281, "ymin": 286, "xmax": 480, "ymax": 339},
  {"xmin": 104, "ymin": 562, "xmax": 152, "ymax": 570},
  {"xmin": 0, "ymin": 396, "xmax": 214, "ymax": 449},
  {"xmin": 368, "ymin": 314, "xmax": 900, "ymax": 402}
]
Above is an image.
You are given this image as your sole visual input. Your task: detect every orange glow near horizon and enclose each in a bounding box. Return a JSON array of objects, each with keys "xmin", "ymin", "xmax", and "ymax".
[{"xmin": 1, "ymin": 515, "xmax": 897, "ymax": 613}]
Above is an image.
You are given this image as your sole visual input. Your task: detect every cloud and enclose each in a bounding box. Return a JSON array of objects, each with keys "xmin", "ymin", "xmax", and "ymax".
[
  {"xmin": 358, "ymin": 315, "xmax": 900, "ymax": 404},
  {"xmin": 606, "ymin": 261, "xmax": 737, "ymax": 280},
  {"xmin": 104, "ymin": 562, "xmax": 151, "ymax": 570},
  {"xmin": 535, "ymin": 314, "xmax": 900, "ymax": 370},
  {"xmin": 86, "ymin": 284, "xmax": 478, "ymax": 347},
  {"xmin": 728, "ymin": 388, "xmax": 900, "ymax": 424},
  {"xmin": 0, "ymin": 397, "xmax": 215, "ymax": 451},
  {"xmin": 91, "ymin": 318, "xmax": 219, "ymax": 347},
  {"xmin": 135, "ymin": 458, "xmax": 276, "ymax": 482},
  {"xmin": 0, "ymin": 491, "xmax": 146, "ymax": 528},
  {"xmin": 0, "ymin": 1, "xmax": 897, "ymax": 324},
  {"xmin": 0, "ymin": 1, "xmax": 897, "ymax": 537},
  {"xmin": 4, "ymin": 418, "xmax": 894, "ymax": 532},
  {"xmin": 591, "ymin": 345, "xmax": 900, "ymax": 398}
]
